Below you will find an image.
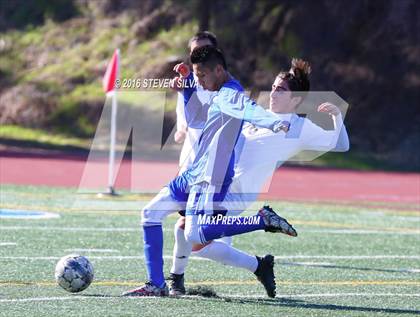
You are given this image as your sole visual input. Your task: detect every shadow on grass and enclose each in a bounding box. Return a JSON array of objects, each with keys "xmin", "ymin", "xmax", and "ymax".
[
  {"xmin": 77, "ymin": 292, "xmax": 420, "ymax": 315},
  {"xmin": 281, "ymin": 261, "xmax": 420, "ymax": 274},
  {"xmin": 178, "ymin": 294, "xmax": 420, "ymax": 315}
]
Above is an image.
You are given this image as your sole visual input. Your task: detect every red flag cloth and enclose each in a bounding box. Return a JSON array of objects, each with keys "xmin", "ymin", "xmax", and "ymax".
[{"xmin": 103, "ymin": 49, "xmax": 119, "ymax": 93}]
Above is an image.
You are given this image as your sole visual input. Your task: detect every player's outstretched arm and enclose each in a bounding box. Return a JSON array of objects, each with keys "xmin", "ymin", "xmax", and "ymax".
[
  {"xmin": 318, "ymin": 102, "xmax": 350, "ymax": 151},
  {"xmin": 302, "ymin": 103, "xmax": 349, "ymax": 152},
  {"xmin": 218, "ymin": 89, "xmax": 286, "ymax": 132}
]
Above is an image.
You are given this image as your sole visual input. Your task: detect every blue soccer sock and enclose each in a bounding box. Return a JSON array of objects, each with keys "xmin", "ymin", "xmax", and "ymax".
[
  {"xmin": 143, "ymin": 224, "xmax": 165, "ymax": 288},
  {"xmin": 200, "ymin": 215, "xmax": 265, "ymax": 242}
]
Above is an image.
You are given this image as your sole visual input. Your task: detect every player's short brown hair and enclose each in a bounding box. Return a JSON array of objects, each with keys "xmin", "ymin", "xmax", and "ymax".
[{"xmin": 277, "ymin": 58, "xmax": 311, "ymax": 92}]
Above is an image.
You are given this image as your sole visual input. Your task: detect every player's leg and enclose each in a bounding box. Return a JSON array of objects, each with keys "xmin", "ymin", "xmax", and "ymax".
[
  {"xmin": 171, "ymin": 219, "xmax": 276, "ymax": 298},
  {"xmin": 168, "ymin": 215, "xmax": 232, "ymax": 295},
  {"xmin": 174, "ymin": 192, "xmax": 258, "ymax": 273},
  {"xmin": 188, "ymin": 196, "xmax": 257, "ymax": 271},
  {"xmin": 168, "ymin": 215, "xmax": 191, "ymax": 295},
  {"xmin": 193, "ymin": 242, "xmax": 276, "ymax": 298},
  {"xmin": 170, "ymin": 215, "xmax": 232, "ymax": 274},
  {"xmin": 185, "ymin": 199, "xmax": 298, "ymax": 244},
  {"xmin": 185, "ymin": 195, "xmax": 292, "ymax": 298},
  {"xmin": 170, "ymin": 182, "xmax": 221, "ymax": 295},
  {"xmin": 193, "ymin": 240, "xmax": 258, "ymax": 271},
  {"xmin": 172, "ymin": 213, "xmax": 276, "ymax": 297},
  {"xmin": 122, "ymin": 187, "xmax": 183, "ymax": 296},
  {"xmin": 170, "ymin": 216, "xmax": 191, "ymax": 275}
]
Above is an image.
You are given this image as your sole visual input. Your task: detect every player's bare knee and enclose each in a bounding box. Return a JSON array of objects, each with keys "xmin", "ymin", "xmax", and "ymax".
[{"xmin": 192, "ymin": 242, "xmax": 211, "ymax": 251}]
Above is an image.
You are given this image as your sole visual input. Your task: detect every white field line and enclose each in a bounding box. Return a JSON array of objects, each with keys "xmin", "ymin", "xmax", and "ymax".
[
  {"xmin": 385, "ymin": 215, "xmax": 420, "ymax": 222},
  {"xmin": 224, "ymin": 293, "xmax": 420, "ymax": 299},
  {"xmin": 64, "ymin": 249, "xmax": 120, "ymax": 253},
  {"xmin": 274, "ymin": 255, "xmax": 420, "ymax": 260},
  {"xmin": 282, "ymin": 261, "xmax": 420, "ymax": 272},
  {"xmin": 0, "ymin": 226, "xmax": 140, "ymax": 232},
  {"xmin": 0, "ymin": 211, "xmax": 60, "ymax": 220},
  {"xmin": 1, "ymin": 255, "xmax": 420, "ymax": 261},
  {"xmin": 0, "ymin": 243, "xmax": 17, "ymax": 246},
  {"xmin": 305, "ymin": 229, "xmax": 420, "ymax": 235},
  {"xmin": 286, "ymin": 261, "xmax": 335, "ymax": 266},
  {"xmin": 404, "ymin": 269, "xmax": 420, "ymax": 273},
  {"xmin": 0, "ymin": 255, "xmax": 208, "ymax": 261},
  {"xmin": 1, "ymin": 293, "xmax": 419, "ymax": 303},
  {"xmin": 0, "ymin": 296, "xmax": 94, "ymax": 303},
  {"xmin": 1, "ymin": 226, "xmax": 419, "ymax": 235}
]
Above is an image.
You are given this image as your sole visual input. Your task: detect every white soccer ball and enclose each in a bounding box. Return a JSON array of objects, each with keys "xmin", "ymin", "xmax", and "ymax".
[{"xmin": 55, "ymin": 254, "xmax": 94, "ymax": 293}]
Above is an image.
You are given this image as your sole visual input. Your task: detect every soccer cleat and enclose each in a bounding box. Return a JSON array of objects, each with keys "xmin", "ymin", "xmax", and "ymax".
[
  {"xmin": 254, "ymin": 254, "xmax": 276, "ymax": 298},
  {"xmin": 167, "ymin": 273, "xmax": 186, "ymax": 296},
  {"xmin": 121, "ymin": 281, "xmax": 169, "ymax": 297},
  {"xmin": 258, "ymin": 205, "xmax": 298, "ymax": 237}
]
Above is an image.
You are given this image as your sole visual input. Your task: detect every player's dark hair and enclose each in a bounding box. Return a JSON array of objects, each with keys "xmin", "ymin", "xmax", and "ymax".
[
  {"xmin": 188, "ymin": 31, "xmax": 218, "ymax": 48},
  {"xmin": 190, "ymin": 45, "xmax": 227, "ymax": 70},
  {"xmin": 277, "ymin": 58, "xmax": 311, "ymax": 92}
]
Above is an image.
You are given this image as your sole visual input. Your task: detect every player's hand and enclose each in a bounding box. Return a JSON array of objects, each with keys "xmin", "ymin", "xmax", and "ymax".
[
  {"xmin": 173, "ymin": 63, "xmax": 191, "ymax": 78},
  {"xmin": 174, "ymin": 130, "xmax": 187, "ymax": 143},
  {"xmin": 318, "ymin": 102, "xmax": 341, "ymax": 116},
  {"xmin": 272, "ymin": 121, "xmax": 290, "ymax": 133}
]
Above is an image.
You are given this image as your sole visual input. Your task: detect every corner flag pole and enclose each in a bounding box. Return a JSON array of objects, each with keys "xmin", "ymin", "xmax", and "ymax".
[
  {"xmin": 108, "ymin": 86, "xmax": 118, "ymax": 195},
  {"xmin": 102, "ymin": 49, "xmax": 120, "ymax": 195}
]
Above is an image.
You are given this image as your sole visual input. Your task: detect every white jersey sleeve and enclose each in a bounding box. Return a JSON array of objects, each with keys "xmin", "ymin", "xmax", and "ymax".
[
  {"xmin": 176, "ymin": 92, "xmax": 187, "ymax": 132},
  {"xmin": 301, "ymin": 114, "xmax": 349, "ymax": 152}
]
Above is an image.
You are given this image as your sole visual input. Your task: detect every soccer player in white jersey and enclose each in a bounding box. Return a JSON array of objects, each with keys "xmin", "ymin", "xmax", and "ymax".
[
  {"xmin": 123, "ymin": 46, "xmax": 294, "ymax": 297},
  {"xmin": 168, "ymin": 59, "xmax": 349, "ymax": 297}
]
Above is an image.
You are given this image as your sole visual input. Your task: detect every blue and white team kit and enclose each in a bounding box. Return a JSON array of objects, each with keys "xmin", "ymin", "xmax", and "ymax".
[
  {"xmin": 142, "ymin": 74, "xmax": 349, "ymax": 226},
  {"xmin": 142, "ymin": 75, "xmax": 284, "ymax": 225},
  {"xmin": 139, "ymin": 71, "xmax": 349, "ymax": 289}
]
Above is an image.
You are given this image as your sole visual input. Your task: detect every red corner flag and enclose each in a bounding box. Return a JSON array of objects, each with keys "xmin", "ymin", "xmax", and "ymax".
[{"xmin": 103, "ymin": 49, "xmax": 119, "ymax": 94}]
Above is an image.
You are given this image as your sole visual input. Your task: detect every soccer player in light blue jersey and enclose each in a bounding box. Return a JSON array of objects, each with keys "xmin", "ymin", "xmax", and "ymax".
[
  {"xmin": 123, "ymin": 46, "xmax": 294, "ymax": 297},
  {"xmin": 171, "ymin": 32, "xmax": 278, "ymax": 297},
  {"xmin": 172, "ymin": 32, "xmax": 236, "ymax": 272}
]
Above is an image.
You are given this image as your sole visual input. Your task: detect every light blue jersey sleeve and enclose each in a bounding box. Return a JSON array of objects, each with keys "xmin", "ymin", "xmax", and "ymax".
[
  {"xmin": 216, "ymin": 87, "xmax": 281, "ymax": 130},
  {"xmin": 301, "ymin": 115, "xmax": 350, "ymax": 152}
]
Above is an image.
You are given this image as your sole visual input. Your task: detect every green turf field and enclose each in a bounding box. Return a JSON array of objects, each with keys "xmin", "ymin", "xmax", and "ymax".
[{"xmin": 1, "ymin": 184, "xmax": 419, "ymax": 316}]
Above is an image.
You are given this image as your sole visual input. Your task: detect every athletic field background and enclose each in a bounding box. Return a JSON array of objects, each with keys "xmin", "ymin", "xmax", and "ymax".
[{"xmin": 1, "ymin": 184, "xmax": 419, "ymax": 316}]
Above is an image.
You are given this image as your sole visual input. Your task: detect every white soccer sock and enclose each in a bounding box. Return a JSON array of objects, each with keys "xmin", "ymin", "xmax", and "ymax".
[
  {"xmin": 170, "ymin": 222, "xmax": 192, "ymax": 275},
  {"xmin": 193, "ymin": 240, "xmax": 258, "ymax": 272},
  {"xmin": 218, "ymin": 236, "xmax": 232, "ymax": 246}
]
